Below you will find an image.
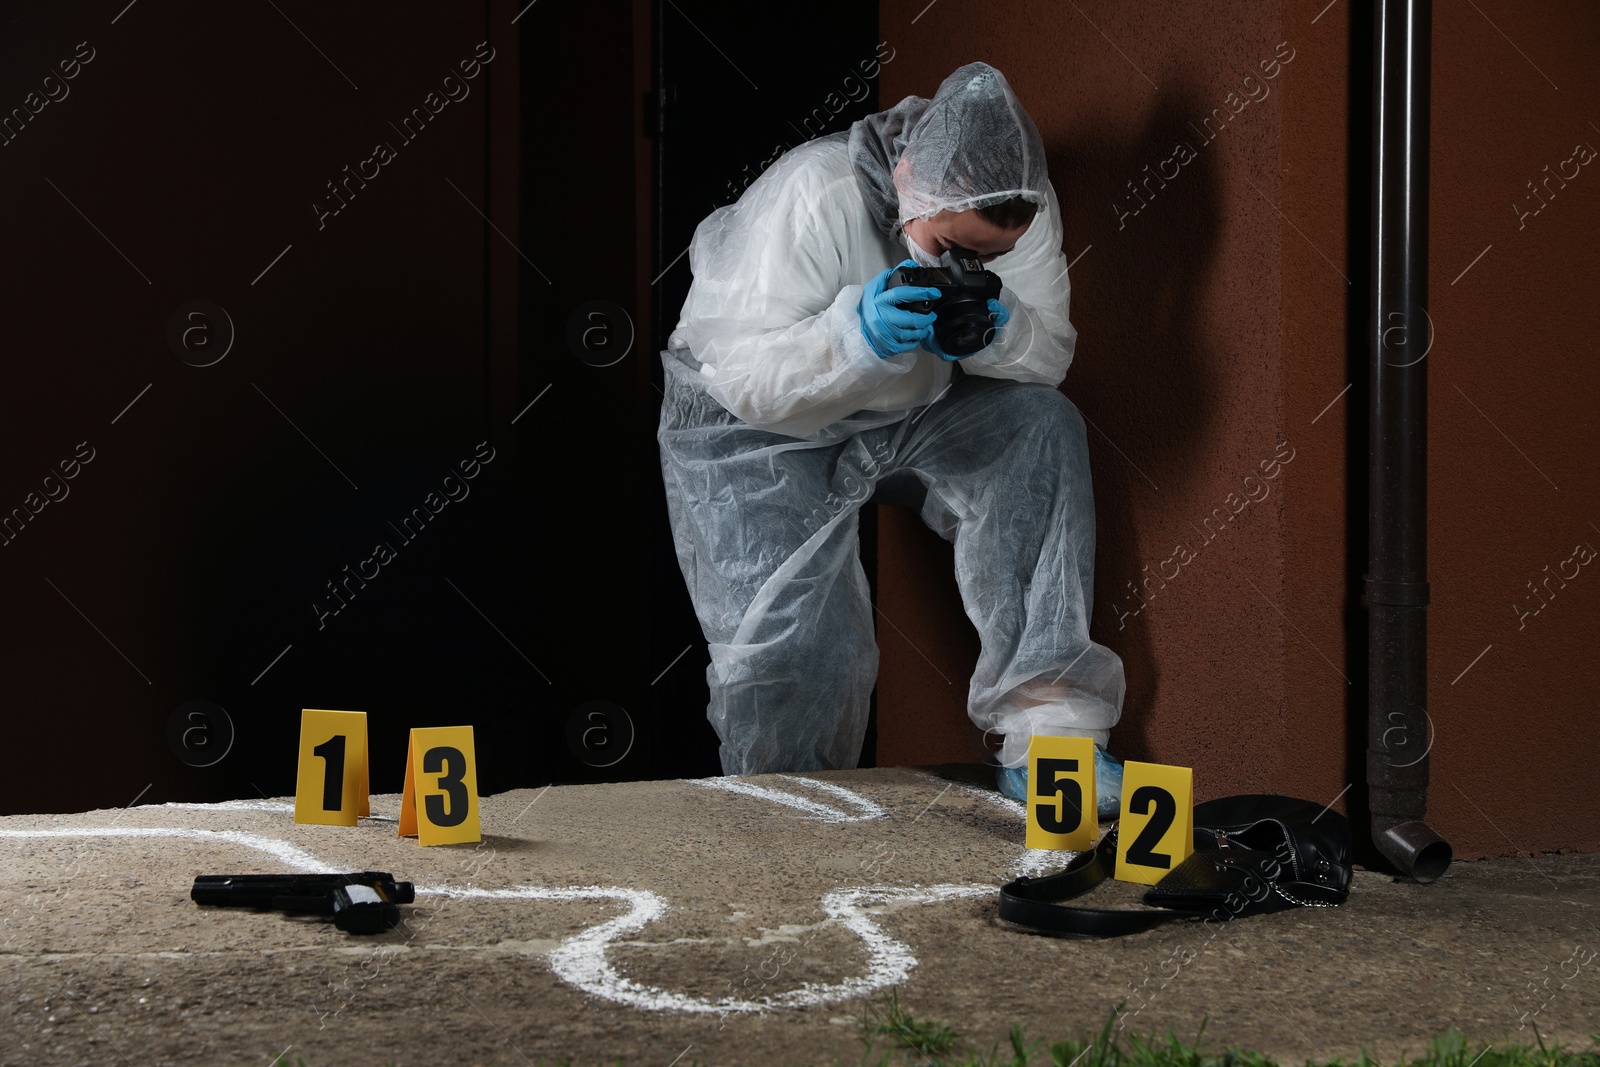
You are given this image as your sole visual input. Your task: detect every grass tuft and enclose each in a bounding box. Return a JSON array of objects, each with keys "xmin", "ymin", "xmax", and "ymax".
[
  {"xmin": 843, "ymin": 994, "xmax": 1600, "ymax": 1067},
  {"xmin": 263, "ymin": 996, "xmax": 1600, "ymax": 1067}
]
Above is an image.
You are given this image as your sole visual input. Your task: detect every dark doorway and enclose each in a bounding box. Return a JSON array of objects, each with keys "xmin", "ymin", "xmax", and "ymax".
[
  {"xmin": 647, "ymin": 1, "xmax": 884, "ymax": 776},
  {"xmin": 0, "ymin": 0, "xmax": 885, "ymax": 816}
]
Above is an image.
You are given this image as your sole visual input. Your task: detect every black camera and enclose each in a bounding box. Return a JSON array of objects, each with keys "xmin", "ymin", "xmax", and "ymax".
[{"xmin": 887, "ymin": 247, "xmax": 1005, "ymax": 356}]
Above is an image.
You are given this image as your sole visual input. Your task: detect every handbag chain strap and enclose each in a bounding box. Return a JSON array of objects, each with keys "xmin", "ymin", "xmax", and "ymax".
[{"xmin": 1269, "ymin": 883, "xmax": 1340, "ymax": 908}]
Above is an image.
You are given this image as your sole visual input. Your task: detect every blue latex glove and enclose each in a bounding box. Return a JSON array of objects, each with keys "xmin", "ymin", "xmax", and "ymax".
[
  {"xmin": 925, "ymin": 328, "xmax": 956, "ymax": 361},
  {"xmin": 987, "ymin": 297, "xmax": 1011, "ymax": 336},
  {"xmin": 858, "ymin": 260, "xmax": 941, "ymax": 360},
  {"xmin": 926, "ymin": 296, "xmax": 1012, "ymax": 361}
]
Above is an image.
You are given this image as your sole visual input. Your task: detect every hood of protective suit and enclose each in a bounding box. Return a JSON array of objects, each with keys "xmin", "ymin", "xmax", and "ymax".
[{"xmin": 847, "ymin": 61, "xmax": 1050, "ymax": 239}]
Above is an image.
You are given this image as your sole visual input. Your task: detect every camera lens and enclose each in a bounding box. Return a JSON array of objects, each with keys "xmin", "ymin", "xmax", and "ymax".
[{"xmin": 933, "ymin": 296, "xmax": 995, "ymax": 356}]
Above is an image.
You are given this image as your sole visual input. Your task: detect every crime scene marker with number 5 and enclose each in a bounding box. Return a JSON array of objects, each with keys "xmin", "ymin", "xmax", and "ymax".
[{"xmin": 1024, "ymin": 735, "xmax": 1097, "ymax": 851}]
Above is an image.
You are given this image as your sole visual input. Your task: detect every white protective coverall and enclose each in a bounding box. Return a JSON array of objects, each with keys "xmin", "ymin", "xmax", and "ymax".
[{"xmin": 656, "ymin": 62, "xmax": 1127, "ymax": 774}]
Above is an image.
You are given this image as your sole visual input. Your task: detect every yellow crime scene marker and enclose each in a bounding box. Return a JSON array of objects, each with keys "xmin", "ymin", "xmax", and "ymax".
[
  {"xmin": 293, "ymin": 709, "xmax": 370, "ymax": 825},
  {"xmin": 1023, "ymin": 735, "xmax": 1098, "ymax": 851},
  {"xmin": 399, "ymin": 725, "xmax": 482, "ymax": 845},
  {"xmin": 1114, "ymin": 760, "xmax": 1195, "ymax": 885}
]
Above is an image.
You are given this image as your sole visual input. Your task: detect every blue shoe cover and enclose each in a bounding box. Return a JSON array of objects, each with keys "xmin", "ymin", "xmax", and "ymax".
[
  {"xmin": 996, "ymin": 746, "xmax": 1125, "ymax": 821},
  {"xmin": 1093, "ymin": 746, "xmax": 1124, "ymax": 821},
  {"xmin": 996, "ymin": 763, "xmax": 1028, "ymax": 801}
]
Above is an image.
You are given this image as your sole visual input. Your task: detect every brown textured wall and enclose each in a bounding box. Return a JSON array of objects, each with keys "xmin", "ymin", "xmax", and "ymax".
[
  {"xmin": 874, "ymin": 2, "xmax": 1290, "ymax": 792},
  {"xmin": 1281, "ymin": 1, "xmax": 1600, "ymax": 858},
  {"xmin": 876, "ymin": 1, "xmax": 1600, "ymax": 858}
]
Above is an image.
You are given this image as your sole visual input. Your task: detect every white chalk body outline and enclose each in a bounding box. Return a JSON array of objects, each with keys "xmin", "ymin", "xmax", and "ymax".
[
  {"xmin": 0, "ymin": 775, "xmax": 1033, "ymax": 1014},
  {"xmin": 906, "ymin": 770, "xmax": 1082, "ymax": 877},
  {"xmin": 685, "ymin": 774, "xmax": 887, "ymax": 822},
  {"xmin": 420, "ymin": 881, "xmax": 992, "ymax": 1013}
]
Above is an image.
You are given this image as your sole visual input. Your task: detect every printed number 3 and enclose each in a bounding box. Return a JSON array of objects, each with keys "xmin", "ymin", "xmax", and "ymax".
[
  {"xmin": 1033, "ymin": 756, "xmax": 1084, "ymax": 833},
  {"xmin": 1125, "ymin": 785, "xmax": 1176, "ymax": 868},
  {"xmin": 423, "ymin": 745, "xmax": 469, "ymax": 827}
]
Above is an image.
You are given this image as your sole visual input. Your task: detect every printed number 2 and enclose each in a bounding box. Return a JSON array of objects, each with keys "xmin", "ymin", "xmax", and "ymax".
[
  {"xmin": 1125, "ymin": 785, "xmax": 1176, "ymax": 869},
  {"xmin": 1034, "ymin": 756, "xmax": 1085, "ymax": 833},
  {"xmin": 423, "ymin": 745, "xmax": 469, "ymax": 827},
  {"xmin": 313, "ymin": 734, "xmax": 346, "ymax": 812}
]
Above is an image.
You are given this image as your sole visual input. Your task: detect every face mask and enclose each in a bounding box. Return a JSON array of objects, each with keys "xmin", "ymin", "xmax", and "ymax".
[{"xmin": 902, "ymin": 228, "xmax": 944, "ymax": 268}]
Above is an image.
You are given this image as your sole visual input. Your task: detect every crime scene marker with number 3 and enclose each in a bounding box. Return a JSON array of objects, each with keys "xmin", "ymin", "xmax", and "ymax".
[{"xmin": 399, "ymin": 725, "xmax": 482, "ymax": 845}]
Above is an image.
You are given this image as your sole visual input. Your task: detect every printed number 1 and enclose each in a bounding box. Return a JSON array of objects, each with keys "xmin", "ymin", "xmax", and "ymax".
[
  {"xmin": 423, "ymin": 745, "xmax": 469, "ymax": 827},
  {"xmin": 1034, "ymin": 756, "xmax": 1085, "ymax": 833},
  {"xmin": 313, "ymin": 734, "xmax": 346, "ymax": 811}
]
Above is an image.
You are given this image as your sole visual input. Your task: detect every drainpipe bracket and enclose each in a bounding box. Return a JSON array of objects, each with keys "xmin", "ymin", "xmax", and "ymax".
[{"xmin": 1362, "ymin": 575, "xmax": 1431, "ymax": 607}]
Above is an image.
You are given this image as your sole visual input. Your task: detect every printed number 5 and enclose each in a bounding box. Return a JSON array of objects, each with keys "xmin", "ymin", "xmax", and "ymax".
[
  {"xmin": 1034, "ymin": 756, "xmax": 1084, "ymax": 833},
  {"xmin": 423, "ymin": 745, "xmax": 469, "ymax": 827}
]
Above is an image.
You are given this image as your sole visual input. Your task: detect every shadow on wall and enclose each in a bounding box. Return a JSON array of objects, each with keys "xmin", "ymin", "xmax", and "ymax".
[
  {"xmin": 892, "ymin": 72, "xmax": 1231, "ymax": 766},
  {"xmin": 1340, "ymin": 4, "xmax": 1375, "ymax": 863},
  {"xmin": 1057, "ymin": 74, "xmax": 1228, "ymax": 764}
]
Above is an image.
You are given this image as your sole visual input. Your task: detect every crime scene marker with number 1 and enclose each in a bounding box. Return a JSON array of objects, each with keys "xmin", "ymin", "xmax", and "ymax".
[{"xmin": 293, "ymin": 709, "xmax": 370, "ymax": 825}]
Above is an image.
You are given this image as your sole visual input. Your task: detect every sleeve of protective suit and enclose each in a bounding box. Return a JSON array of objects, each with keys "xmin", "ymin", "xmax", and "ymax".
[
  {"xmin": 677, "ymin": 157, "xmax": 919, "ymax": 439},
  {"xmin": 956, "ymin": 178, "xmax": 1078, "ymax": 388}
]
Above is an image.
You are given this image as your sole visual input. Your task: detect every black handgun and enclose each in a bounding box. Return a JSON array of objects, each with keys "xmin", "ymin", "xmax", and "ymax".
[{"xmin": 191, "ymin": 871, "xmax": 415, "ymax": 935}]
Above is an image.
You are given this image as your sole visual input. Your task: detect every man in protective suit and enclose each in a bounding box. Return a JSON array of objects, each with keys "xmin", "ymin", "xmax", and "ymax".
[{"xmin": 656, "ymin": 62, "xmax": 1128, "ymax": 816}]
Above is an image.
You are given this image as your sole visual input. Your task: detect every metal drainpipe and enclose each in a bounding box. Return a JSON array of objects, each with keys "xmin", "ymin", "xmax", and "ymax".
[{"xmin": 1364, "ymin": 0, "xmax": 1452, "ymax": 883}]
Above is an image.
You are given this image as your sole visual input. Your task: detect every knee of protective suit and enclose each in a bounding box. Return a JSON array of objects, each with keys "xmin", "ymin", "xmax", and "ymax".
[{"xmin": 1007, "ymin": 383, "xmax": 1085, "ymax": 445}]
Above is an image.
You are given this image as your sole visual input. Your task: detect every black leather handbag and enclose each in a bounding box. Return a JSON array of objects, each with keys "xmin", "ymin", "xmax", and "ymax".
[{"xmin": 998, "ymin": 794, "xmax": 1353, "ymax": 937}]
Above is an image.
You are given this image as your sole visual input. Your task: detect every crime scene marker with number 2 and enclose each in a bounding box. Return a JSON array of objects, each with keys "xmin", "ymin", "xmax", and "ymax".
[{"xmin": 1114, "ymin": 760, "xmax": 1194, "ymax": 885}]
